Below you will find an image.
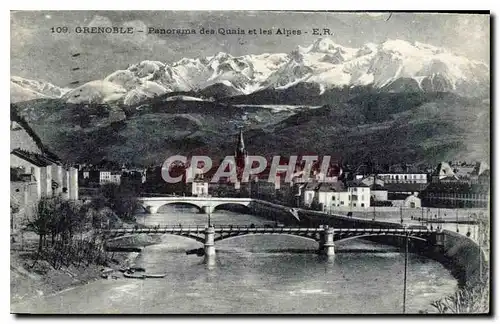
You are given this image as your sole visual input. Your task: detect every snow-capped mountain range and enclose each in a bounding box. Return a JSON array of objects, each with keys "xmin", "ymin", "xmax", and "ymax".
[
  {"xmin": 11, "ymin": 76, "xmax": 70, "ymax": 103},
  {"xmin": 11, "ymin": 38, "xmax": 489, "ymax": 105}
]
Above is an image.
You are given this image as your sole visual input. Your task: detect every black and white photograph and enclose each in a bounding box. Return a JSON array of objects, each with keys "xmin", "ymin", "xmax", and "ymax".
[{"xmin": 9, "ymin": 10, "xmax": 490, "ymax": 314}]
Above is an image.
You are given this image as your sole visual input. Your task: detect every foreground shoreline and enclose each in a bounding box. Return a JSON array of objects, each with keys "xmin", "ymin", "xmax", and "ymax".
[
  {"xmin": 10, "ymin": 247, "xmax": 139, "ymax": 308},
  {"xmin": 11, "ymin": 205, "xmax": 488, "ymax": 314}
]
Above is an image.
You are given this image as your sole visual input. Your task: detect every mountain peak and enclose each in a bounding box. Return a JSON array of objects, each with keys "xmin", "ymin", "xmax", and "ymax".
[
  {"xmin": 10, "ymin": 76, "xmax": 69, "ymax": 103},
  {"xmin": 310, "ymin": 37, "xmax": 346, "ymax": 53}
]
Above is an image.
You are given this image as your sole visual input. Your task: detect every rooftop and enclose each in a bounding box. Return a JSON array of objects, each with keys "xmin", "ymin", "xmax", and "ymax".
[{"xmin": 11, "ymin": 148, "xmax": 60, "ymax": 167}]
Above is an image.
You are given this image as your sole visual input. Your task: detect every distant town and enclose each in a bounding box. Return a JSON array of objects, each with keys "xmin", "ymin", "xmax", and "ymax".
[{"xmin": 11, "ymin": 112, "xmax": 490, "ymax": 233}]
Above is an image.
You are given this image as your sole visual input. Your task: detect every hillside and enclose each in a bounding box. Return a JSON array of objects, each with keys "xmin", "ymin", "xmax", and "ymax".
[
  {"xmin": 12, "ymin": 90, "xmax": 489, "ymax": 166},
  {"xmin": 242, "ymin": 92, "xmax": 490, "ymax": 165}
]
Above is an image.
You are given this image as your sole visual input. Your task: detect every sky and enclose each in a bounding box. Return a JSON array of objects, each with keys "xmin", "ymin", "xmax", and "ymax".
[{"xmin": 11, "ymin": 11, "xmax": 490, "ymax": 87}]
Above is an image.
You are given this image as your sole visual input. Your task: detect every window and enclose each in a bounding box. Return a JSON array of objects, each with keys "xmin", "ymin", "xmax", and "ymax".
[
  {"xmin": 361, "ymin": 203, "xmax": 365, "ymax": 207},
  {"xmin": 332, "ymin": 196, "xmax": 336, "ymax": 201},
  {"xmin": 353, "ymin": 203, "xmax": 356, "ymax": 207},
  {"xmin": 361, "ymin": 195, "xmax": 364, "ymax": 201},
  {"xmin": 341, "ymin": 201, "xmax": 344, "ymax": 205}
]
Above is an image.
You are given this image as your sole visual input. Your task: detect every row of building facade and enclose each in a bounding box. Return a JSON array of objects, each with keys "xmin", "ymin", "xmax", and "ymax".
[{"xmin": 10, "ymin": 113, "xmax": 79, "ymax": 231}]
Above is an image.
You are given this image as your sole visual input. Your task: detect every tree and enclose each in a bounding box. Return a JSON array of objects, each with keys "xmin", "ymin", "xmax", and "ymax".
[
  {"xmin": 27, "ymin": 197, "xmax": 58, "ymax": 255},
  {"xmin": 97, "ymin": 183, "xmax": 139, "ymax": 222}
]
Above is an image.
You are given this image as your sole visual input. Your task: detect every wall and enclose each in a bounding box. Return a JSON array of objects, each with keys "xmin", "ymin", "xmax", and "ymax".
[
  {"xmin": 10, "ymin": 181, "xmax": 38, "ymax": 231},
  {"xmin": 249, "ymin": 199, "xmax": 300, "ymax": 225},
  {"xmin": 324, "ymin": 206, "xmax": 487, "ymax": 220},
  {"xmin": 297, "ymin": 209, "xmax": 487, "ymax": 288},
  {"xmin": 40, "ymin": 165, "xmax": 53, "ymax": 197},
  {"xmin": 431, "ymin": 230, "xmax": 488, "ymax": 288},
  {"xmin": 10, "ymin": 154, "xmax": 42, "ymax": 199},
  {"xmin": 69, "ymin": 167, "xmax": 79, "ymax": 200},
  {"xmin": 371, "ymin": 190, "xmax": 388, "ymax": 201},
  {"xmin": 51, "ymin": 164, "xmax": 64, "ymax": 195},
  {"xmin": 391, "ymin": 195, "xmax": 421, "ymax": 208}
]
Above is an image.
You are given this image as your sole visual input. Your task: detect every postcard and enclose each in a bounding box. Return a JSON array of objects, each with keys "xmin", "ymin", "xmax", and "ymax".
[{"xmin": 10, "ymin": 10, "xmax": 490, "ymax": 314}]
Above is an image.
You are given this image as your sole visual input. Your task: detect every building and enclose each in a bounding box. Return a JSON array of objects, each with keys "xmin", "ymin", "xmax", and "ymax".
[
  {"xmin": 420, "ymin": 182, "xmax": 489, "ymax": 208},
  {"xmin": 110, "ymin": 172, "xmax": 122, "ymax": 185},
  {"xmin": 390, "ymin": 194, "xmax": 422, "ymax": 208},
  {"xmin": 10, "ymin": 107, "xmax": 79, "ymax": 231},
  {"xmin": 377, "ymin": 173, "xmax": 428, "ymax": 184},
  {"xmin": 469, "ymin": 161, "xmax": 490, "ymax": 184},
  {"xmin": 10, "ymin": 149, "xmax": 78, "ymax": 200},
  {"xmin": 431, "ymin": 162, "xmax": 459, "ymax": 182},
  {"xmin": 11, "ymin": 170, "xmax": 39, "ymax": 230},
  {"xmin": 345, "ymin": 183, "xmax": 371, "ymax": 208},
  {"xmin": 383, "ymin": 183, "xmax": 428, "ymax": 198},
  {"xmin": 235, "ymin": 129, "xmax": 248, "ymax": 173},
  {"xmin": 420, "ymin": 161, "xmax": 490, "ymax": 208},
  {"xmin": 99, "ymin": 171, "xmax": 111, "ymax": 184},
  {"xmin": 191, "ymin": 179, "xmax": 209, "ymax": 196},
  {"xmin": 300, "ymin": 180, "xmax": 371, "ymax": 211},
  {"xmin": 99, "ymin": 170, "xmax": 122, "ymax": 185}
]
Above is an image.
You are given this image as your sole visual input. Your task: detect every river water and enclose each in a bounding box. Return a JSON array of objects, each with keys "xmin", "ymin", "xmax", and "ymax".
[{"xmin": 12, "ymin": 206, "xmax": 458, "ymax": 314}]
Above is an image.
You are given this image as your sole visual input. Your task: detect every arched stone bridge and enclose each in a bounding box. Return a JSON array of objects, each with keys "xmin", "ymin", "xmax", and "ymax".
[
  {"xmin": 101, "ymin": 225, "xmax": 444, "ymax": 257},
  {"xmin": 137, "ymin": 197, "xmax": 253, "ymax": 214}
]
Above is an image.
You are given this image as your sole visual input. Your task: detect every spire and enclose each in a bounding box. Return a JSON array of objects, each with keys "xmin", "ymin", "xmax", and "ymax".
[
  {"xmin": 236, "ymin": 129, "xmax": 245, "ymax": 153},
  {"xmin": 235, "ymin": 129, "xmax": 247, "ymax": 173}
]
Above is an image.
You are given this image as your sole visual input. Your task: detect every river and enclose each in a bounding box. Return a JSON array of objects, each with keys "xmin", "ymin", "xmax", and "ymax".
[{"xmin": 12, "ymin": 205, "xmax": 458, "ymax": 314}]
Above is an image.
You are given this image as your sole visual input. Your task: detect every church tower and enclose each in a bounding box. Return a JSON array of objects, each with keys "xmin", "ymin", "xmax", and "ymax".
[
  {"xmin": 235, "ymin": 129, "xmax": 248, "ymax": 170},
  {"xmin": 234, "ymin": 129, "xmax": 248, "ymax": 188}
]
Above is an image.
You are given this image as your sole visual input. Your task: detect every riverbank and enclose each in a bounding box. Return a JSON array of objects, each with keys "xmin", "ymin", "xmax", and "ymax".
[
  {"xmin": 10, "ymin": 234, "xmax": 139, "ymax": 306},
  {"xmin": 12, "ymin": 207, "xmax": 464, "ymax": 314},
  {"xmin": 297, "ymin": 208, "xmax": 489, "ymax": 313}
]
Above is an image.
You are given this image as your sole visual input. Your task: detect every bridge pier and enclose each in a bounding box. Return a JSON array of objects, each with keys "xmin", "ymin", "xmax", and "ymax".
[
  {"xmin": 204, "ymin": 226, "xmax": 216, "ymax": 263},
  {"xmin": 147, "ymin": 205, "xmax": 160, "ymax": 214},
  {"xmin": 432, "ymin": 231, "xmax": 446, "ymax": 252},
  {"xmin": 201, "ymin": 205, "xmax": 215, "ymax": 214},
  {"xmin": 319, "ymin": 227, "xmax": 335, "ymax": 256}
]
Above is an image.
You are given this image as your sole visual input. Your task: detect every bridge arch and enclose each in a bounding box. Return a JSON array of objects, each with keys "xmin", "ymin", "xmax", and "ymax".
[
  {"xmin": 214, "ymin": 232, "xmax": 320, "ymax": 244},
  {"xmin": 158, "ymin": 232, "xmax": 206, "ymax": 243},
  {"xmin": 334, "ymin": 233, "xmax": 429, "ymax": 244},
  {"xmin": 212, "ymin": 203, "xmax": 252, "ymax": 214},
  {"xmin": 105, "ymin": 232, "xmax": 206, "ymax": 244},
  {"xmin": 151, "ymin": 202, "xmax": 204, "ymax": 213}
]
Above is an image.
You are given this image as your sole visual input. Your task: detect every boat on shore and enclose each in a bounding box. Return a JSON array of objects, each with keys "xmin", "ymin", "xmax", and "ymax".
[
  {"xmin": 123, "ymin": 272, "xmax": 146, "ymax": 279},
  {"xmin": 119, "ymin": 266, "xmax": 146, "ymax": 273},
  {"xmin": 144, "ymin": 273, "xmax": 166, "ymax": 278}
]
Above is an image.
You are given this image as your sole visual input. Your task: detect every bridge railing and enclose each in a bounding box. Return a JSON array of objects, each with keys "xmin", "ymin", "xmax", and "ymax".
[{"xmin": 100, "ymin": 226, "xmax": 436, "ymax": 235}]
